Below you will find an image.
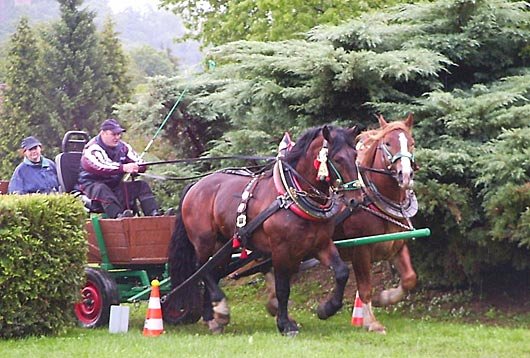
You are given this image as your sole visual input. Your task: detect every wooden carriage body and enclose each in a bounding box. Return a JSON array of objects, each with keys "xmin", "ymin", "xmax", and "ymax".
[{"xmin": 85, "ymin": 216, "xmax": 175, "ymax": 265}]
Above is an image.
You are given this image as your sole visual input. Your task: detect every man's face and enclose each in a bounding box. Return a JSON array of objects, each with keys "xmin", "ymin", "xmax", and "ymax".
[
  {"xmin": 100, "ymin": 130, "xmax": 122, "ymax": 147},
  {"xmin": 24, "ymin": 145, "xmax": 42, "ymax": 163}
]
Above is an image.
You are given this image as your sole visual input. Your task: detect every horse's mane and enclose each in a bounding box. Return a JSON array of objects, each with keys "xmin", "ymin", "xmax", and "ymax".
[
  {"xmin": 283, "ymin": 125, "xmax": 356, "ymax": 167},
  {"xmin": 357, "ymin": 121, "xmax": 411, "ymax": 166},
  {"xmin": 284, "ymin": 126, "xmax": 322, "ymax": 167}
]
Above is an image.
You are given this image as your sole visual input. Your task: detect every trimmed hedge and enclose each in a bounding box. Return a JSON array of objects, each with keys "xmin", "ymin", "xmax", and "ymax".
[{"xmin": 0, "ymin": 194, "xmax": 87, "ymax": 339}]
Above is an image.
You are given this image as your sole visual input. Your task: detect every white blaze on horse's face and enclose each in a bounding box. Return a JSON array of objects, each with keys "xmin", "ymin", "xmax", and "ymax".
[{"xmin": 398, "ymin": 132, "xmax": 413, "ymax": 189}]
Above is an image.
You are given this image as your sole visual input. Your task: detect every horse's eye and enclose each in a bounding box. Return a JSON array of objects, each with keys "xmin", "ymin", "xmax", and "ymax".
[{"xmin": 385, "ymin": 142, "xmax": 391, "ymax": 147}]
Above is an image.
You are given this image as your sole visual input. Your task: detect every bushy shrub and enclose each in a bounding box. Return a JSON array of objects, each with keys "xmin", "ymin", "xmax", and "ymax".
[{"xmin": 0, "ymin": 194, "xmax": 87, "ymax": 339}]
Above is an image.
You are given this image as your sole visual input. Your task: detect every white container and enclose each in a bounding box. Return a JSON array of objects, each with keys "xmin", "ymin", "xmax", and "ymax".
[{"xmin": 109, "ymin": 305, "xmax": 129, "ymax": 333}]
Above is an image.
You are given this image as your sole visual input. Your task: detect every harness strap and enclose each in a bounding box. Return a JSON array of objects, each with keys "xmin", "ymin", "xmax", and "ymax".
[
  {"xmin": 161, "ymin": 196, "xmax": 285, "ymax": 303},
  {"xmin": 233, "ymin": 176, "xmax": 261, "ymax": 255},
  {"xmin": 234, "ymin": 197, "xmax": 284, "ymax": 248}
]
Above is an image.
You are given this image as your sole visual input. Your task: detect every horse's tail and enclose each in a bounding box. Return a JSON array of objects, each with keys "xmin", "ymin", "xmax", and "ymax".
[{"xmin": 167, "ymin": 183, "xmax": 201, "ymax": 311}]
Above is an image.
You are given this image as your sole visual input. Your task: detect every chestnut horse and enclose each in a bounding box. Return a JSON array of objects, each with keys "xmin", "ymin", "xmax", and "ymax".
[
  {"xmin": 335, "ymin": 113, "xmax": 418, "ymax": 333},
  {"xmin": 166, "ymin": 125, "xmax": 361, "ymax": 336},
  {"xmin": 264, "ymin": 114, "xmax": 418, "ymax": 334}
]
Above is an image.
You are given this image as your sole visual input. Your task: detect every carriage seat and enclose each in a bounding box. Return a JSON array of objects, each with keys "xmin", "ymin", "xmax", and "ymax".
[{"xmin": 55, "ymin": 131, "xmax": 103, "ymax": 213}]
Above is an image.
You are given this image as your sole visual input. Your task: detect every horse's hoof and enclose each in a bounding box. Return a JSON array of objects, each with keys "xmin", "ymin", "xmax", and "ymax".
[
  {"xmin": 207, "ymin": 319, "xmax": 224, "ymax": 334},
  {"xmin": 378, "ymin": 290, "xmax": 392, "ymax": 306},
  {"xmin": 213, "ymin": 298, "xmax": 230, "ymax": 326},
  {"xmin": 214, "ymin": 312, "xmax": 230, "ymax": 326},
  {"xmin": 283, "ymin": 329, "xmax": 299, "ymax": 337},
  {"xmin": 316, "ymin": 301, "xmax": 343, "ymax": 320},
  {"xmin": 367, "ymin": 322, "xmax": 387, "ymax": 335},
  {"xmin": 278, "ymin": 319, "xmax": 299, "ymax": 336},
  {"xmin": 378, "ymin": 287, "xmax": 404, "ymax": 306}
]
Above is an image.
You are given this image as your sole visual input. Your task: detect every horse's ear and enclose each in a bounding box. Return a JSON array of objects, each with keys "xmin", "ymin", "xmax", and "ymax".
[
  {"xmin": 376, "ymin": 114, "xmax": 388, "ymax": 128},
  {"xmin": 322, "ymin": 125, "xmax": 331, "ymax": 142},
  {"xmin": 347, "ymin": 125, "xmax": 360, "ymax": 139},
  {"xmin": 405, "ymin": 112, "xmax": 414, "ymax": 129}
]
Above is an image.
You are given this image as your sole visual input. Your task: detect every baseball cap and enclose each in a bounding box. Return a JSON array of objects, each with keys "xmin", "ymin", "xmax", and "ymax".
[
  {"xmin": 100, "ymin": 119, "xmax": 126, "ymax": 134},
  {"xmin": 21, "ymin": 136, "xmax": 42, "ymax": 150}
]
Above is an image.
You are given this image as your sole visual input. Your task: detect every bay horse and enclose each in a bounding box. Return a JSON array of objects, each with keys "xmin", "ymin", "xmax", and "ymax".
[
  {"xmin": 166, "ymin": 125, "xmax": 361, "ymax": 336},
  {"xmin": 264, "ymin": 114, "xmax": 418, "ymax": 334}
]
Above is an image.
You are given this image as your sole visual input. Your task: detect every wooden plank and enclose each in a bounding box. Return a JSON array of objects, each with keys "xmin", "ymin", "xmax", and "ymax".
[
  {"xmin": 0, "ymin": 180, "xmax": 9, "ymax": 194},
  {"xmin": 86, "ymin": 216, "xmax": 175, "ymax": 265}
]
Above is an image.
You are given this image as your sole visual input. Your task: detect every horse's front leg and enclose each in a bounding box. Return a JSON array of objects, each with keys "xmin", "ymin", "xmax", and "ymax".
[
  {"xmin": 316, "ymin": 244, "xmax": 349, "ymax": 319},
  {"xmin": 376, "ymin": 243, "xmax": 417, "ymax": 306},
  {"xmin": 352, "ymin": 246, "xmax": 386, "ymax": 334},
  {"xmin": 202, "ymin": 272, "xmax": 230, "ymax": 334},
  {"xmin": 274, "ymin": 269, "xmax": 298, "ymax": 336}
]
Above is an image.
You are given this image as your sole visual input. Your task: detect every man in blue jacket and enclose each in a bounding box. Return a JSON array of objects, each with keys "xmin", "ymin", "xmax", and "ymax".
[{"xmin": 8, "ymin": 136, "xmax": 60, "ymax": 194}]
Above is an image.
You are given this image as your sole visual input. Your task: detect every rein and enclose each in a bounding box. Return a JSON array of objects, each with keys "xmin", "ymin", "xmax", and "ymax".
[{"xmin": 140, "ymin": 155, "xmax": 275, "ymax": 167}]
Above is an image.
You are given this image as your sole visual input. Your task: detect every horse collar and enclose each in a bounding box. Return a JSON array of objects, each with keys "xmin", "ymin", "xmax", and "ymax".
[
  {"xmin": 273, "ymin": 160, "xmax": 340, "ymax": 222},
  {"xmin": 357, "ymin": 162, "xmax": 418, "ymax": 219}
]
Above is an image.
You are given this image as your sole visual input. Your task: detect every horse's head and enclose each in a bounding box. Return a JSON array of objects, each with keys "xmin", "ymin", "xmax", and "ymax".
[
  {"xmin": 359, "ymin": 113, "xmax": 416, "ymax": 190},
  {"xmin": 287, "ymin": 125, "xmax": 361, "ymax": 200}
]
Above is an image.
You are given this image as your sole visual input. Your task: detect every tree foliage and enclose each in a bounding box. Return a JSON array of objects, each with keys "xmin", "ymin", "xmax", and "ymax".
[
  {"xmin": 40, "ymin": 0, "xmax": 109, "ymax": 138},
  {"xmin": 125, "ymin": 0, "xmax": 530, "ymax": 286},
  {"xmin": 0, "ymin": 17, "xmax": 48, "ymax": 178},
  {"xmin": 0, "ymin": 0, "xmax": 136, "ymax": 177},
  {"xmin": 128, "ymin": 45, "xmax": 180, "ymax": 80},
  {"xmin": 99, "ymin": 17, "xmax": 132, "ymax": 110},
  {"xmin": 160, "ymin": 0, "xmax": 416, "ymax": 46}
]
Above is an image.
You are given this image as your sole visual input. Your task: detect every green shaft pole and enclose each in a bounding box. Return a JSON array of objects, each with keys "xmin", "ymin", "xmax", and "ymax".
[{"xmin": 334, "ymin": 228, "xmax": 431, "ymax": 248}]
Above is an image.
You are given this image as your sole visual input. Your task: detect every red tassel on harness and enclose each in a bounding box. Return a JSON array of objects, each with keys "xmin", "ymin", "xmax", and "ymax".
[
  {"xmin": 240, "ymin": 249, "xmax": 249, "ymax": 259},
  {"xmin": 232, "ymin": 237, "xmax": 241, "ymax": 249},
  {"xmin": 314, "ymin": 159, "xmax": 320, "ymax": 169}
]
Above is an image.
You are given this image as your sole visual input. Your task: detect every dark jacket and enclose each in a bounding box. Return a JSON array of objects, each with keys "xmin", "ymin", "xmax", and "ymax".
[
  {"xmin": 8, "ymin": 157, "xmax": 60, "ymax": 194},
  {"xmin": 77, "ymin": 135, "xmax": 143, "ymax": 189}
]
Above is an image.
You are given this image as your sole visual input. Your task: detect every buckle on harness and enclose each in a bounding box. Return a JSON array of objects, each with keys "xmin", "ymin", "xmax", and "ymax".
[
  {"xmin": 236, "ymin": 214, "xmax": 247, "ymax": 228},
  {"xmin": 277, "ymin": 195, "xmax": 292, "ymax": 209}
]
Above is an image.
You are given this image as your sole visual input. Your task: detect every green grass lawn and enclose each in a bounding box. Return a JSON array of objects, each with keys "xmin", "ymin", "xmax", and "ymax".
[{"xmin": 1, "ymin": 281, "xmax": 529, "ymax": 358}]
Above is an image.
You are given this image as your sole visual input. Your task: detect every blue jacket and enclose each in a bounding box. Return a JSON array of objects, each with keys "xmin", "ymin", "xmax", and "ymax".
[{"xmin": 8, "ymin": 157, "xmax": 60, "ymax": 194}]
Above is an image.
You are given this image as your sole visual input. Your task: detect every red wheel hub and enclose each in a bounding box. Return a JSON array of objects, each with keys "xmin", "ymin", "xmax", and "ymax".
[{"xmin": 74, "ymin": 282, "xmax": 102, "ymax": 324}]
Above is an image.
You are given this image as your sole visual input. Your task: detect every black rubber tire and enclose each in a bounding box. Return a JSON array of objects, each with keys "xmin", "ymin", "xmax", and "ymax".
[{"xmin": 74, "ymin": 267, "xmax": 120, "ymax": 328}]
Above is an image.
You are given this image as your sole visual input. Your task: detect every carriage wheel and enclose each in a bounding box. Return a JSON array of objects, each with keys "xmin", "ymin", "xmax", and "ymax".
[
  {"xmin": 74, "ymin": 267, "xmax": 120, "ymax": 328},
  {"xmin": 161, "ymin": 298, "xmax": 201, "ymax": 325}
]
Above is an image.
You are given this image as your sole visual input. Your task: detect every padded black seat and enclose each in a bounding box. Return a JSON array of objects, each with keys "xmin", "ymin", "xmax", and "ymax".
[{"xmin": 55, "ymin": 131, "xmax": 103, "ymax": 212}]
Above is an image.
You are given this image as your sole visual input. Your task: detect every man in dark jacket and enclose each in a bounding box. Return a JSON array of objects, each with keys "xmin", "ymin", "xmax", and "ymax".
[
  {"xmin": 77, "ymin": 118, "xmax": 160, "ymax": 218},
  {"xmin": 8, "ymin": 136, "xmax": 60, "ymax": 194}
]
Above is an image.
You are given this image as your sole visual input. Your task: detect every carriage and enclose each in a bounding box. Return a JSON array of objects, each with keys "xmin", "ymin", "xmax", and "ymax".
[
  {"xmin": 55, "ymin": 131, "xmax": 181, "ymax": 328},
  {"xmin": 54, "ymin": 118, "xmax": 430, "ymax": 333}
]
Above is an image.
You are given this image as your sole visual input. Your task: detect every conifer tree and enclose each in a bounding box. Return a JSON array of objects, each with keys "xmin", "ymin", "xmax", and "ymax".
[
  {"xmin": 99, "ymin": 17, "xmax": 132, "ymax": 112},
  {"xmin": 0, "ymin": 17, "xmax": 48, "ymax": 178},
  {"xmin": 126, "ymin": 0, "xmax": 529, "ymax": 286},
  {"xmin": 40, "ymin": 0, "xmax": 107, "ymax": 137}
]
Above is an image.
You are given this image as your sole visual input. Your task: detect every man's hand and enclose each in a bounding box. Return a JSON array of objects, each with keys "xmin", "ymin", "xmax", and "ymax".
[{"xmin": 122, "ymin": 162, "xmax": 140, "ymax": 173}]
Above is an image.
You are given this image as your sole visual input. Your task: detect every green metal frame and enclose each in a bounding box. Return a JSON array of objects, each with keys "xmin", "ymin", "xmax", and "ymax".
[{"xmin": 334, "ymin": 228, "xmax": 431, "ymax": 248}]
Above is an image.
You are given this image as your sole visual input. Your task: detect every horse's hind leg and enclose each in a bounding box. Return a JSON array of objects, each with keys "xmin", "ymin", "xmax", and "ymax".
[
  {"xmin": 376, "ymin": 243, "xmax": 417, "ymax": 306},
  {"xmin": 202, "ymin": 273, "xmax": 230, "ymax": 334},
  {"xmin": 316, "ymin": 247, "xmax": 349, "ymax": 319}
]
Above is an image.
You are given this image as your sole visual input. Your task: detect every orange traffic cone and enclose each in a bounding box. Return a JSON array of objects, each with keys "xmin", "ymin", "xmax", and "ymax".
[
  {"xmin": 351, "ymin": 290, "xmax": 363, "ymax": 327},
  {"xmin": 143, "ymin": 279, "xmax": 164, "ymax": 336}
]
